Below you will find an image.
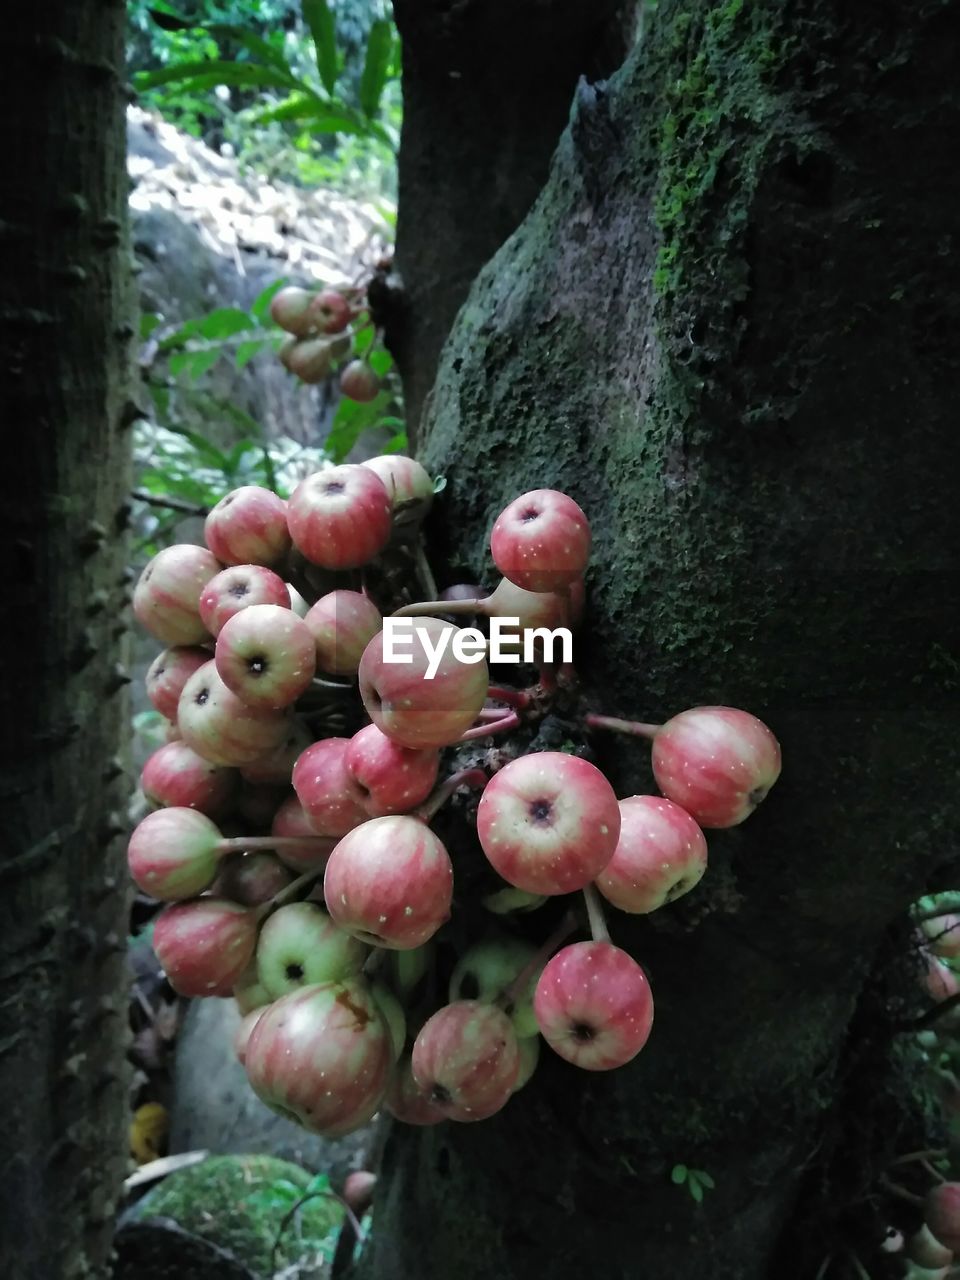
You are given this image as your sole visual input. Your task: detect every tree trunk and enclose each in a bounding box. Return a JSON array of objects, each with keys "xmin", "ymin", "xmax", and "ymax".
[
  {"xmin": 368, "ymin": 1, "xmax": 960, "ymax": 1277},
  {"xmin": 380, "ymin": 0, "xmax": 638, "ymax": 434},
  {"xmin": 0, "ymin": 4, "xmax": 133, "ymax": 1277}
]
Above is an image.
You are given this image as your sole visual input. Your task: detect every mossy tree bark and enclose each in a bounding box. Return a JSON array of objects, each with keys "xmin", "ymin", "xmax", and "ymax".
[
  {"xmin": 367, "ymin": 1, "xmax": 960, "ymax": 1277},
  {"xmin": 0, "ymin": 4, "xmax": 133, "ymax": 1278}
]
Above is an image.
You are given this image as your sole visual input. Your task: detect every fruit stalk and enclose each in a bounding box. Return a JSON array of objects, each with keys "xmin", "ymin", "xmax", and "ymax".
[
  {"xmin": 582, "ymin": 883, "xmax": 611, "ymax": 944},
  {"xmin": 584, "ymin": 713, "xmax": 661, "ymax": 740}
]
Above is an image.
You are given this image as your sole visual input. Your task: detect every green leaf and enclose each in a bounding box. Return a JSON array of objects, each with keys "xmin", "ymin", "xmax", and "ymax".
[
  {"xmin": 207, "ymin": 24, "xmax": 290, "ymax": 71},
  {"xmin": 325, "ymin": 390, "xmax": 391, "ymax": 463},
  {"xmin": 670, "ymin": 1164, "xmax": 688, "ymax": 1185},
  {"xmin": 198, "ymin": 307, "xmax": 252, "ymax": 340},
  {"xmin": 432, "ymin": 475, "xmax": 447, "ymax": 494},
  {"xmin": 248, "ymin": 93, "xmax": 363, "ymax": 134},
  {"xmin": 140, "ymin": 312, "xmax": 163, "ymax": 339},
  {"xmin": 696, "ymin": 1170, "xmax": 715, "ymax": 1189},
  {"xmin": 303, "ymin": 0, "xmax": 338, "ymax": 96},
  {"xmin": 359, "ymin": 19, "xmax": 393, "ymax": 118},
  {"xmin": 165, "ymin": 426, "xmax": 230, "ymax": 471},
  {"xmin": 135, "ymin": 60, "xmax": 295, "ymax": 92},
  {"xmin": 689, "ymin": 1180, "xmax": 704, "ymax": 1203},
  {"xmin": 235, "ymin": 340, "xmax": 263, "ymax": 369},
  {"xmin": 251, "ymin": 279, "xmax": 286, "ymax": 324},
  {"xmin": 188, "ymin": 349, "xmax": 222, "ymax": 379}
]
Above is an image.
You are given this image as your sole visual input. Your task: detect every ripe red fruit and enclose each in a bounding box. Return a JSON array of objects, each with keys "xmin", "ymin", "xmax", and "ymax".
[
  {"xmin": 270, "ymin": 794, "xmax": 337, "ymax": 871},
  {"xmin": 133, "ymin": 544, "xmax": 221, "ymax": 646},
  {"xmin": 234, "ymin": 1008, "xmax": 266, "ymax": 1066},
  {"xmin": 244, "ymin": 981, "xmax": 392, "ymax": 1137},
  {"xmin": 199, "ymin": 564, "xmax": 290, "ymax": 637},
  {"xmin": 178, "ymin": 660, "xmax": 290, "ymax": 766},
  {"xmin": 256, "ymin": 902, "xmax": 367, "ymax": 999},
  {"xmin": 490, "ymin": 489, "xmax": 591, "ymax": 592},
  {"xmin": 411, "ymin": 1001, "xmax": 520, "ymax": 1121},
  {"xmin": 534, "ymin": 941, "xmax": 654, "ymax": 1070},
  {"xmin": 358, "ymin": 616, "xmax": 489, "ymax": 749},
  {"xmin": 476, "ymin": 752, "xmax": 621, "ymax": 895},
  {"xmin": 345, "ymin": 724, "xmax": 440, "ymax": 817},
  {"xmin": 309, "ymin": 289, "xmax": 352, "ymax": 334},
  {"xmin": 342, "ymin": 1170, "xmax": 377, "ymax": 1216},
  {"xmin": 127, "ymin": 807, "xmax": 223, "ymax": 900},
  {"xmin": 595, "ymin": 796, "xmax": 708, "ymax": 914},
  {"xmin": 215, "ymin": 603, "xmax": 316, "ymax": 710},
  {"xmin": 651, "ymin": 706, "xmax": 782, "ymax": 828},
  {"xmin": 270, "ymin": 285, "xmax": 316, "ymax": 336},
  {"xmin": 925, "ymin": 1183, "xmax": 960, "ymax": 1251},
  {"xmin": 239, "ymin": 719, "xmax": 312, "ymax": 786},
  {"xmin": 283, "ymin": 335, "xmax": 334, "ymax": 384},
  {"xmin": 292, "ymin": 738, "xmax": 369, "ymax": 837},
  {"xmin": 204, "ymin": 486, "xmax": 291, "ymax": 568},
  {"xmin": 140, "ymin": 740, "xmax": 238, "ymax": 818},
  {"xmin": 384, "ymin": 1055, "xmax": 446, "ymax": 1126},
  {"xmin": 215, "ymin": 851, "xmax": 294, "ymax": 907},
  {"xmin": 146, "ymin": 646, "xmax": 210, "ymax": 721},
  {"xmin": 362, "ymin": 455, "xmax": 433, "ymax": 525},
  {"xmin": 303, "ymin": 590, "xmax": 382, "ymax": 677},
  {"xmin": 323, "ymin": 815, "xmax": 453, "ymax": 949},
  {"xmin": 288, "ymin": 465, "xmax": 392, "ymax": 570},
  {"xmin": 153, "ymin": 898, "xmax": 258, "ymax": 997},
  {"xmin": 340, "ymin": 359, "xmax": 380, "ymax": 402}
]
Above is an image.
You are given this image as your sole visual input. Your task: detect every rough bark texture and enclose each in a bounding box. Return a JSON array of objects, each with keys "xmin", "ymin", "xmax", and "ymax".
[
  {"xmin": 366, "ymin": 1, "xmax": 960, "ymax": 1278},
  {"xmin": 380, "ymin": 0, "xmax": 637, "ymax": 435},
  {"xmin": 0, "ymin": 4, "xmax": 133, "ymax": 1277}
]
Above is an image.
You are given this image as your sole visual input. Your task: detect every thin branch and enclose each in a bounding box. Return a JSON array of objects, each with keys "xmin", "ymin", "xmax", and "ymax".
[
  {"xmin": 893, "ymin": 990, "xmax": 960, "ymax": 1032},
  {"xmin": 132, "ymin": 488, "xmax": 210, "ymax": 517}
]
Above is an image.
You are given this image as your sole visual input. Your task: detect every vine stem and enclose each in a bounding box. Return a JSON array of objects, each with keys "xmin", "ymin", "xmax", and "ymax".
[
  {"xmin": 584, "ymin": 712, "xmax": 661, "ymax": 740},
  {"xmin": 582, "ymin": 884, "xmax": 611, "ymax": 943},
  {"xmin": 253, "ymin": 865, "xmax": 327, "ymax": 923},
  {"xmin": 496, "ymin": 910, "xmax": 578, "ymax": 1010},
  {"xmin": 455, "ymin": 711, "xmax": 520, "ymax": 742},
  {"xmin": 416, "ymin": 767, "xmax": 487, "ymax": 823}
]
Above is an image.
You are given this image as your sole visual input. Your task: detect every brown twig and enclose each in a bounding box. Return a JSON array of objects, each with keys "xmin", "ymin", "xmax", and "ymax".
[{"xmin": 132, "ymin": 488, "xmax": 209, "ymax": 517}]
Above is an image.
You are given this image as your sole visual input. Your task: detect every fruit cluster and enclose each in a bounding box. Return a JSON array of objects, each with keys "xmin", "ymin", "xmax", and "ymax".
[
  {"xmin": 128, "ymin": 465, "xmax": 782, "ymax": 1136},
  {"xmin": 269, "ymin": 283, "xmax": 382, "ymax": 402}
]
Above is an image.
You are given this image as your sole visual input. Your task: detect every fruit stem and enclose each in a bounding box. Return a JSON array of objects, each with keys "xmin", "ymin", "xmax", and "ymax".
[
  {"xmin": 416, "ymin": 768, "xmax": 487, "ymax": 822},
  {"xmin": 584, "ymin": 713, "xmax": 661, "ymax": 740},
  {"xmin": 413, "ymin": 539, "xmax": 439, "ymax": 600},
  {"xmin": 582, "ymin": 883, "xmax": 611, "ymax": 943},
  {"xmin": 254, "ymin": 866, "xmax": 326, "ymax": 922},
  {"xmin": 456, "ymin": 711, "xmax": 520, "ymax": 742},
  {"xmin": 216, "ymin": 836, "xmax": 333, "ymax": 855},
  {"xmin": 497, "ymin": 910, "xmax": 578, "ymax": 1010},
  {"xmin": 877, "ymin": 1175, "xmax": 924, "ymax": 1206},
  {"xmin": 391, "ymin": 597, "xmax": 483, "ymax": 618},
  {"xmin": 487, "ymin": 684, "xmax": 533, "ymax": 710},
  {"xmin": 312, "ymin": 676, "xmax": 355, "ymax": 690}
]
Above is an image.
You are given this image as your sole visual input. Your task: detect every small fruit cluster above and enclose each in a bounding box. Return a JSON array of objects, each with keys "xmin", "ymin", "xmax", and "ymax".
[
  {"xmin": 270, "ymin": 284, "xmax": 382, "ymax": 402},
  {"xmin": 128, "ymin": 463, "xmax": 782, "ymax": 1135}
]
